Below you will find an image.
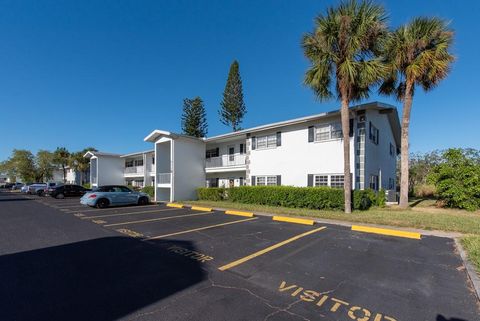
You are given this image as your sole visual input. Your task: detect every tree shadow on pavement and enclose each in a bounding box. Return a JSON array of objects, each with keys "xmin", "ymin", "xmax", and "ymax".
[{"xmin": 0, "ymin": 236, "xmax": 206, "ymax": 321}]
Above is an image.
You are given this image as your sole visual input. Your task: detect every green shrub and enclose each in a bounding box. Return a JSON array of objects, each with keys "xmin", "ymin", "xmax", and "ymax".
[
  {"xmin": 428, "ymin": 148, "xmax": 480, "ymax": 211},
  {"xmin": 376, "ymin": 189, "xmax": 386, "ymax": 207},
  {"xmin": 353, "ymin": 189, "xmax": 375, "ymax": 210},
  {"xmin": 197, "ymin": 187, "xmax": 225, "ymax": 201},
  {"xmin": 82, "ymin": 183, "xmax": 91, "ymax": 189},
  {"xmin": 198, "ymin": 186, "xmax": 375, "ymax": 211},
  {"xmin": 141, "ymin": 186, "xmax": 155, "ymax": 198}
]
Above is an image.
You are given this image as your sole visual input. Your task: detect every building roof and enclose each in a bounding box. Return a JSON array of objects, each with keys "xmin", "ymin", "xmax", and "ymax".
[
  {"xmin": 120, "ymin": 150, "xmax": 155, "ymax": 158},
  {"xmin": 144, "ymin": 101, "xmax": 401, "ymax": 147},
  {"xmin": 83, "ymin": 151, "xmax": 122, "ymax": 158}
]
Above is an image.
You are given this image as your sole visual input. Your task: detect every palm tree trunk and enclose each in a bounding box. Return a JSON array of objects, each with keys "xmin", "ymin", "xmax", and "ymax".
[
  {"xmin": 340, "ymin": 96, "xmax": 352, "ymax": 213},
  {"xmin": 399, "ymin": 81, "xmax": 413, "ymax": 208}
]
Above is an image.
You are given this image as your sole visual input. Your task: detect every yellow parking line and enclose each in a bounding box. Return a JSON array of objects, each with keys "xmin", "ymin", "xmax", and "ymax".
[
  {"xmin": 225, "ymin": 210, "xmax": 254, "ymax": 217},
  {"xmin": 351, "ymin": 225, "xmax": 421, "ymax": 240},
  {"xmin": 167, "ymin": 203, "xmax": 184, "ymax": 208},
  {"xmin": 273, "ymin": 216, "xmax": 315, "ymax": 226},
  {"xmin": 219, "ymin": 226, "xmax": 327, "ymax": 271},
  {"xmin": 146, "ymin": 217, "xmax": 258, "ymax": 240},
  {"xmin": 191, "ymin": 206, "xmax": 213, "ymax": 212},
  {"xmin": 81, "ymin": 207, "xmax": 182, "ymax": 219},
  {"xmin": 103, "ymin": 211, "xmax": 212, "ymax": 227}
]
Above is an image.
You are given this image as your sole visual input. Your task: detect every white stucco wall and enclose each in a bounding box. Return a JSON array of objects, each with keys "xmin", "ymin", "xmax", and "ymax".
[
  {"xmin": 248, "ymin": 118, "xmax": 356, "ymax": 187},
  {"xmin": 364, "ymin": 110, "xmax": 397, "ymax": 190},
  {"xmin": 97, "ymin": 156, "xmax": 124, "ymax": 186},
  {"xmin": 172, "ymin": 137, "xmax": 205, "ymax": 201}
]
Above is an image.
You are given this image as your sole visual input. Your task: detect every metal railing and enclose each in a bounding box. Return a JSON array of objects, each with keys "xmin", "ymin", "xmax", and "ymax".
[
  {"xmin": 157, "ymin": 172, "xmax": 171, "ymax": 184},
  {"xmin": 205, "ymin": 154, "xmax": 246, "ymax": 168},
  {"xmin": 124, "ymin": 166, "xmax": 144, "ymax": 174}
]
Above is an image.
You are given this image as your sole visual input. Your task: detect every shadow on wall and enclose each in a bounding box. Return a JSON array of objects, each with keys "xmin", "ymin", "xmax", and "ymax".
[
  {"xmin": 0, "ymin": 236, "xmax": 206, "ymax": 321},
  {"xmin": 437, "ymin": 316, "xmax": 469, "ymax": 321}
]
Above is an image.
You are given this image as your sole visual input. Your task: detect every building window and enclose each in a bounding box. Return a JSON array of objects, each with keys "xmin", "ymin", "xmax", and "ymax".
[
  {"xmin": 239, "ymin": 177, "xmax": 244, "ymax": 186},
  {"xmin": 206, "ymin": 148, "xmax": 219, "ymax": 159},
  {"xmin": 389, "ymin": 143, "xmax": 395, "ymax": 156},
  {"xmin": 256, "ymin": 134, "xmax": 277, "ymax": 149},
  {"xmin": 388, "ymin": 178, "xmax": 395, "ymax": 190},
  {"xmin": 256, "ymin": 176, "xmax": 277, "ymax": 186},
  {"xmin": 152, "ymin": 157, "xmax": 155, "ymax": 164},
  {"xmin": 315, "ymin": 123, "xmax": 342, "ymax": 142},
  {"xmin": 330, "ymin": 175, "xmax": 344, "ymax": 188},
  {"xmin": 125, "ymin": 160, "xmax": 134, "ymax": 167},
  {"xmin": 369, "ymin": 175, "xmax": 379, "ymax": 191},
  {"xmin": 240, "ymin": 143, "xmax": 245, "ymax": 154},
  {"xmin": 134, "ymin": 159, "xmax": 143, "ymax": 167},
  {"xmin": 314, "ymin": 175, "xmax": 328, "ymax": 187},
  {"xmin": 369, "ymin": 123, "xmax": 379, "ymax": 145}
]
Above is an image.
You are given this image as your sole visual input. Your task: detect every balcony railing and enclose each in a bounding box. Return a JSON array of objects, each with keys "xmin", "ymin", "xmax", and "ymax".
[
  {"xmin": 157, "ymin": 172, "xmax": 171, "ymax": 185},
  {"xmin": 124, "ymin": 166, "xmax": 144, "ymax": 174},
  {"xmin": 205, "ymin": 154, "xmax": 246, "ymax": 168}
]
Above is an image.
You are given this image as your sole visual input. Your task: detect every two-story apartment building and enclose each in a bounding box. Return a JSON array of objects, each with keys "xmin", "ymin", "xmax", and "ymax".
[
  {"xmin": 85, "ymin": 102, "xmax": 399, "ymax": 201},
  {"xmin": 85, "ymin": 150, "xmax": 156, "ymax": 188},
  {"xmin": 140, "ymin": 102, "xmax": 400, "ymax": 202}
]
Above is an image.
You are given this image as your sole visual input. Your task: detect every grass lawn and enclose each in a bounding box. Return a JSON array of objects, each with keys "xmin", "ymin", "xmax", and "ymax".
[{"xmin": 187, "ymin": 198, "xmax": 480, "ymax": 273}]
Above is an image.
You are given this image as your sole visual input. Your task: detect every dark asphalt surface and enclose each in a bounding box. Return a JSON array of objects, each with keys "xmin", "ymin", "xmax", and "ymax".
[{"xmin": 0, "ymin": 190, "xmax": 478, "ymax": 321}]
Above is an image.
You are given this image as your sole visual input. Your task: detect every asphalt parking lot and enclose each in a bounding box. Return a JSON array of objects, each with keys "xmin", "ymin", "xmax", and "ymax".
[{"xmin": 1, "ymin": 190, "xmax": 479, "ymax": 321}]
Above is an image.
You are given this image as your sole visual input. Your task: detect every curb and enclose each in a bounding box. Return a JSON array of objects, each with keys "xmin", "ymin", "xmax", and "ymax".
[
  {"xmin": 351, "ymin": 225, "xmax": 421, "ymax": 240},
  {"xmin": 225, "ymin": 210, "xmax": 255, "ymax": 218},
  {"xmin": 454, "ymin": 238, "xmax": 480, "ymax": 302},
  {"xmin": 273, "ymin": 216, "xmax": 314, "ymax": 226}
]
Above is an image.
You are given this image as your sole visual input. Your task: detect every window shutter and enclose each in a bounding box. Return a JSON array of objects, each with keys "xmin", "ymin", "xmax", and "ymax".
[
  {"xmin": 251, "ymin": 137, "xmax": 256, "ymax": 150},
  {"xmin": 349, "ymin": 119, "xmax": 354, "ymax": 137},
  {"xmin": 308, "ymin": 126, "xmax": 314, "ymax": 142},
  {"xmin": 307, "ymin": 174, "xmax": 313, "ymax": 187},
  {"xmin": 216, "ymin": 147, "xmax": 219, "ymax": 156},
  {"xmin": 240, "ymin": 143, "xmax": 244, "ymax": 154},
  {"xmin": 276, "ymin": 175, "xmax": 281, "ymax": 186},
  {"xmin": 376, "ymin": 129, "xmax": 379, "ymax": 145},
  {"xmin": 369, "ymin": 122, "xmax": 372, "ymax": 140},
  {"xmin": 251, "ymin": 176, "xmax": 256, "ymax": 186},
  {"xmin": 276, "ymin": 132, "xmax": 282, "ymax": 146}
]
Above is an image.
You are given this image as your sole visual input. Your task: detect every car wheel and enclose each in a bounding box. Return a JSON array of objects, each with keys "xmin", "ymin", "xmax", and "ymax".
[
  {"xmin": 96, "ymin": 198, "xmax": 109, "ymax": 209},
  {"xmin": 56, "ymin": 193, "xmax": 65, "ymax": 199},
  {"xmin": 138, "ymin": 197, "xmax": 149, "ymax": 206},
  {"xmin": 36, "ymin": 190, "xmax": 44, "ymax": 196}
]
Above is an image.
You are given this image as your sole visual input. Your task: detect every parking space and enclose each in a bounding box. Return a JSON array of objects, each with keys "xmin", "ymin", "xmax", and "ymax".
[{"xmin": 3, "ymin": 191, "xmax": 479, "ymax": 321}]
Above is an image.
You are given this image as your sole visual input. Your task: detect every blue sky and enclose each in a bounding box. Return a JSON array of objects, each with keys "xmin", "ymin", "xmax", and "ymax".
[{"xmin": 0, "ymin": 0, "xmax": 479, "ymax": 160}]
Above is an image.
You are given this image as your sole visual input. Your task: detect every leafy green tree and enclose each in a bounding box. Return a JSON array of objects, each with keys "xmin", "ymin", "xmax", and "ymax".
[
  {"xmin": 219, "ymin": 60, "xmax": 246, "ymax": 131},
  {"xmin": 380, "ymin": 18, "xmax": 454, "ymax": 208},
  {"xmin": 302, "ymin": 0, "xmax": 388, "ymax": 213},
  {"xmin": 53, "ymin": 147, "xmax": 70, "ymax": 183},
  {"xmin": 428, "ymin": 149, "xmax": 480, "ymax": 211},
  {"xmin": 36, "ymin": 150, "xmax": 55, "ymax": 182},
  {"xmin": 6, "ymin": 149, "xmax": 37, "ymax": 182},
  {"xmin": 70, "ymin": 147, "xmax": 97, "ymax": 184},
  {"xmin": 181, "ymin": 97, "xmax": 208, "ymax": 137}
]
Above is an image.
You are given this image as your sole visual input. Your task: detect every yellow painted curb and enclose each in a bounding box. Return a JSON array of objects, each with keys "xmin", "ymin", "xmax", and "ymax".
[
  {"xmin": 225, "ymin": 210, "xmax": 254, "ymax": 218},
  {"xmin": 166, "ymin": 203, "xmax": 184, "ymax": 208},
  {"xmin": 272, "ymin": 216, "xmax": 314, "ymax": 226},
  {"xmin": 191, "ymin": 206, "xmax": 213, "ymax": 212},
  {"xmin": 351, "ymin": 225, "xmax": 421, "ymax": 240}
]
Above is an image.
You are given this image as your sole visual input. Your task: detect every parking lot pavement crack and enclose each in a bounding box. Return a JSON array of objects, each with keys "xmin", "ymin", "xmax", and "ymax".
[
  {"xmin": 203, "ymin": 275, "xmax": 312, "ymax": 321},
  {"xmin": 262, "ymin": 299, "xmax": 312, "ymax": 321}
]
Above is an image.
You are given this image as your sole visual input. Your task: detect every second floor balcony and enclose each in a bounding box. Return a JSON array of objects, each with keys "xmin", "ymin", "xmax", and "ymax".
[
  {"xmin": 124, "ymin": 166, "xmax": 144, "ymax": 175},
  {"xmin": 205, "ymin": 154, "xmax": 246, "ymax": 170}
]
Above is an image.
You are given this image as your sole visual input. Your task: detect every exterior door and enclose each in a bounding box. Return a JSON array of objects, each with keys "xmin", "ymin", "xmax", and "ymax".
[{"xmin": 229, "ymin": 178, "xmax": 235, "ymax": 188}]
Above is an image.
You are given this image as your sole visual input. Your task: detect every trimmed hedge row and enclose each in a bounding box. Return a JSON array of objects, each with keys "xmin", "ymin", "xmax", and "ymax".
[
  {"xmin": 140, "ymin": 186, "xmax": 155, "ymax": 198},
  {"xmin": 196, "ymin": 186, "xmax": 384, "ymax": 211}
]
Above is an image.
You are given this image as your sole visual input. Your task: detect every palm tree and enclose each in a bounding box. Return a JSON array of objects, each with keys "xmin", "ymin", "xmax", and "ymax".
[
  {"xmin": 379, "ymin": 18, "xmax": 454, "ymax": 208},
  {"xmin": 302, "ymin": 0, "xmax": 388, "ymax": 213}
]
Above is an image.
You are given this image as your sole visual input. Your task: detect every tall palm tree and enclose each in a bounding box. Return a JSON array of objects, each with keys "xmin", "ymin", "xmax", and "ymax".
[
  {"xmin": 302, "ymin": 0, "xmax": 388, "ymax": 213},
  {"xmin": 380, "ymin": 18, "xmax": 454, "ymax": 208}
]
